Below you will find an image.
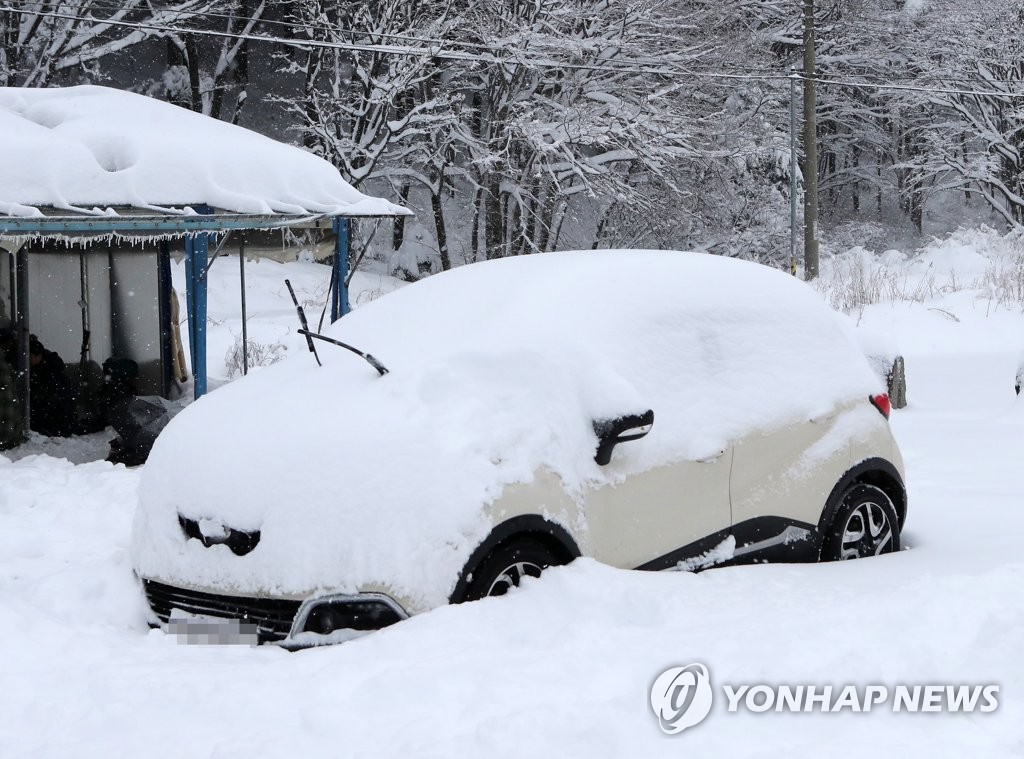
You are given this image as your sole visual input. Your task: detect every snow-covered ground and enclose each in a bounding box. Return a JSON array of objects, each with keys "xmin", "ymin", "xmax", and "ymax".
[{"xmin": 2, "ymin": 232, "xmax": 1023, "ymax": 757}]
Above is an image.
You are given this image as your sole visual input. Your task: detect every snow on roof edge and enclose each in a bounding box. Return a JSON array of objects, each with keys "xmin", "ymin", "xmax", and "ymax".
[
  {"xmin": 0, "ymin": 205, "xmax": 409, "ymax": 243},
  {"xmin": 0, "ymin": 85, "xmax": 412, "ymax": 221}
]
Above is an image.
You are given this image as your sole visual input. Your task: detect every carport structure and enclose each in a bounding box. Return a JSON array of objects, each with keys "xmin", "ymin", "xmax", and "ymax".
[{"xmin": 0, "ymin": 85, "xmax": 409, "ymax": 447}]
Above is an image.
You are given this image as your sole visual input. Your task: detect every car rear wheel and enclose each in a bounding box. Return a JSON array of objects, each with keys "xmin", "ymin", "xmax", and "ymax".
[
  {"xmin": 821, "ymin": 484, "xmax": 900, "ymax": 561},
  {"xmin": 459, "ymin": 539, "xmax": 564, "ymax": 602}
]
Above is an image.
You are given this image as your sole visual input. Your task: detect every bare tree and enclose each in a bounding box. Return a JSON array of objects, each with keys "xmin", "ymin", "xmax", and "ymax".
[
  {"xmin": 159, "ymin": 0, "xmax": 269, "ymax": 122},
  {"xmin": 0, "ymin": 1, "xmax": 223, "ymax": 88},
  {"xmin": 906, "ymin": 0, "xmax": 1024, "ymax": 227}
]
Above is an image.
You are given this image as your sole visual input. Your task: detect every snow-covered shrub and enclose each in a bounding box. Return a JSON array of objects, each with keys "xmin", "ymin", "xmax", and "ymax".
[
  {"xmin": 816, "ymin": 248, "xmax": 931, "ymax": 312},
  {"xmin": 818, "ymin": 227, "xmax": 1024, "ymax": 313},
  {"xmin": 224, "ymin": 337, "xmax": 287, "ymax": 379},
  {"xmin": 389, "ymin": 247, "xmax": 435, "ymax": 282},
  {"xmin": 980, "ymin": 256, "xmax": 1024, "ymax": 309},
  {"xmin": 822, "ymin": 221, "xmax": 892, "ymax": 256}
]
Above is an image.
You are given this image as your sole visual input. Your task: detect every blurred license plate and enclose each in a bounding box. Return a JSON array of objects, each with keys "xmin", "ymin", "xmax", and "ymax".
[{"xmin": 167, "ymin": 608, "xmax": 259, "ymax": 645}]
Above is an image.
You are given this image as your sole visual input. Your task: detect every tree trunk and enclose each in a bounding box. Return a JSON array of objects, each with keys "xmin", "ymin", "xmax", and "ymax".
[
  {"xmin": 876, "ymin": 162, "xmax": 883, "ymax": 214},
  {"xmin": 802, "ymin": 0, "xmax": 819, "ymax": 280},
  {"xmin": 431, "ymin": 190, "xmax": 451, "ymax": 271},
  {"xmin": 470, "ymin": 186, "xmax": 483, "ymax": 263},
  {"xmin": 392, "ymin": 183, "xmax": 411, "ymax": 251},
  {"xmin": 0, "ymin": 10, "xmax": 17, "ymax": 87},
  {"xmin": 506, "ymin": 193, "xmax": 521, "ymax": 257},
  {"xmin": 851, "ymin": 145, "xmax": 860, "ymax": 213},
  {"xmin": 549, "ymin": 200, "xmax": 568, "ymax": 252},
  {"xmin": 536, "ymin": 181, "xmax": 556, "ymax": 253},
  {"xmin": 185, "ymin": 34, "xmax": 202, "ymax": 113},
  {"xmin": 232, "ymin": 0, "xmax": 250, "ymax": 125},
  {"xmin": 485, "ymin": 173, "xmax": 503, "ymax": 259},
  {"xmin": 910, "ymin": 189, "xmax": 923, "ymax": 233}
]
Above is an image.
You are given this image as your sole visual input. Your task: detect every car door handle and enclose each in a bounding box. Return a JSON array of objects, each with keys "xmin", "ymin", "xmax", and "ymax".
[{"xmin": 698, "ymin": 450, "xmax": 726, "ymax": 464}]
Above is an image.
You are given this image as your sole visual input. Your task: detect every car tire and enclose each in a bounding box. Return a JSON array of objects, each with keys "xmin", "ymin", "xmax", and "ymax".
[
  {"xmin": 458, "ymin": 539, "xmax": 565, "ymax": 602},
  {"xmin": 821, "ymin": 484, "xmax": 901, "ymax": 561}
]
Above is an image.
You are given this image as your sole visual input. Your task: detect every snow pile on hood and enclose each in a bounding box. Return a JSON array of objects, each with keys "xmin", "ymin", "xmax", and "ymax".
[
  {"xmin": 133, "ymin": 250, "xmax": 879, "ymax": 609},
  {"xmin": 0, "ymin": 85, "xmax": 409, "ymax": 218}
]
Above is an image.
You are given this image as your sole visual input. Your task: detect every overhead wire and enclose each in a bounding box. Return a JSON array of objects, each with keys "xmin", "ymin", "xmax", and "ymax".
[
  {"xmin": 69, "ymin": 0, "xmax": 1024, "ymax": 85},
  {"xmin": 808, "ymin": 74, "xmax": 1024, "ymax": 98},
  {"xmin": 3, "ymin": 4, "xmax": 1024, "ymax": 98},
  {"xmin": 77, "ymin": 0, "xmax": 507, "ymax": 55},
  {"xmin": 0, "ymin": 4, "xmax": 797, "ymax": 83}
]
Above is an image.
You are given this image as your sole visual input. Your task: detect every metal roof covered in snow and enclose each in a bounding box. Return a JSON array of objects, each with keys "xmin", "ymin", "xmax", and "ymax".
[{"xmin": 0, "ymin": 85, "xmax": 409, "ymax": 239}]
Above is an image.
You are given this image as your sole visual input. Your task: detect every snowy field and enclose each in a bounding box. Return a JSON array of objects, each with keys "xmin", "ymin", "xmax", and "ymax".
[{"xmin": 2, "ymin": 233, "xmax": 1024, "ymax": 757}]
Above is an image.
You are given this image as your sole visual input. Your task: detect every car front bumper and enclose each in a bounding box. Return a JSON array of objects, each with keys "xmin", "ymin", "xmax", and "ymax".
[{"xmin": 142, "ymin": 578, "xmax": 409, "ymax": 647}]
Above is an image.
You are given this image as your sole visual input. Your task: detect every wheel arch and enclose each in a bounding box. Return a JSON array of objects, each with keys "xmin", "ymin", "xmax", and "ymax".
[
  {"xmin": 818, "ymin": 457, "xmax": 908, "ymax": 538},
  {"xmin": 448, "ymin": 515, "xmax": 581, "ymax": 604}
]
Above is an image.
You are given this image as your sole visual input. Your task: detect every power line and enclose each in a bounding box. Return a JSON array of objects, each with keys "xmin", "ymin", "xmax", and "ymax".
[
  {"xmin": 2, "ymin": 5, "xmax": 480, "ymax": 63},
  {"xmin": 79, "ymin": 0, "xmax": 508, "ymax": 56},
  {"xmin": 12, "ymin": 0, "xmax": 1024, "ymax": 88},
  {"xmin": 809, "ymin": 74, "xmax": 1024, "ymax": 99},
  {"xmin": 0, "ymin": 4, "xmax": 795, "ymax": 83},
  {"xmin": 4, "ymin": 4, "xmax": 1024, "ymax": 99},
  {"xmin": 72, "ymin": 0, "xmax": 800, "ymax": 75},
  {"xmin": 80, "ymin": 0, "xmax": 1024, "ymax": 85}
]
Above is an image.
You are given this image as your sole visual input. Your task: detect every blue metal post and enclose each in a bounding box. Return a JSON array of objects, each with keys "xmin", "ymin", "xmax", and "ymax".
[
  {"xmin": 184, "ymin": 230, "xmax": 210, "ymax": 399},
  {"xmin": 331, "ymin": 217, "xmax": 350, "ymax": 321}
]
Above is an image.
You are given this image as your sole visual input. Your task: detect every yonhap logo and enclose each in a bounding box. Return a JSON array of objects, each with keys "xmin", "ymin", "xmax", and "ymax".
[
  {"xmin": 649, "ymin": 663, "xmax": 714, "ymax": 734},
  {"xmin": 649, "ymin": 663, "xmax": 1000, "ymax": 736}
]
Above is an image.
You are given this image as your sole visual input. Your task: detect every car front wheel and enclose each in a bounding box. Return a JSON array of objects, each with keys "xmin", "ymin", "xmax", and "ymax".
[
  {"xmin": 821, "ymin": 484, "xmax": 900, "ymax": 561},
  {"xmin": 458, "ymin": 539, "xmax": 565, "ymax": 602}
]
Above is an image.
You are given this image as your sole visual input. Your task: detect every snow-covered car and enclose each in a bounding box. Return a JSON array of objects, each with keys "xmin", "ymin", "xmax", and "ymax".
[{"xmin": 132, "ymin": 250, "xmax": 907, "ymax": 646}]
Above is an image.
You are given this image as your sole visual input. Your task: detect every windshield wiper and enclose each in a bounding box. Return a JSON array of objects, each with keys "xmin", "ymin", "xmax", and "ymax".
[{"xmin": 285, "ymin": 279, "xmax": 389, "ymax": 376}]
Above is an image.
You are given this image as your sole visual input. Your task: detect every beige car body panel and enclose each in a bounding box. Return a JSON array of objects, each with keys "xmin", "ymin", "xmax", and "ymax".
[
  {"xmin": 582, "ymin": 453, "xmax": 733, "ymax": 568},
  {"xmin": 144, "ymin": 402, "xmax": 904, "ymax": 619},
  {"xmin": 731, "ymin": 401, "xmax": 892, "ymax": 529},
  {"xmin": 486, "ymin": 453, "xmax": 733, "ymax": 570},
  {"xmin": 483, "ymin": 398, "xmax": 904, "ymax": 574}
]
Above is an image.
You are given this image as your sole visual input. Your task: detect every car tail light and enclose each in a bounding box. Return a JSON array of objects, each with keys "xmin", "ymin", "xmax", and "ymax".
[{"xmin": 870, "ymin": 393, "xmax": 891, "ymax": 420}]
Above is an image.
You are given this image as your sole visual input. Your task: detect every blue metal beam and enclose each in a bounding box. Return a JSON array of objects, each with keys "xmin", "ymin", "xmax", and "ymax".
[
  {"xmin": 184, "ymin": 231, "xmax": 209, "ymax": 399},
  {"xmin": 0, "ymin": 214, "xmax": 324, "ymax": 236},
  {"xmin": 331, "ymin": 217, "xmax": 350, "ymax": 321}
]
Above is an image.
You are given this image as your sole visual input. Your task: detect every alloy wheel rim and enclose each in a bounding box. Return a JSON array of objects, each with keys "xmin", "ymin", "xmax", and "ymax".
[
  {"xmin": 840, "ymin": 501, "xmax": 893, "ymax": 559},
  {"xmin": 487, "ymin": 561, "xmax": 543, "ymax": 596}
]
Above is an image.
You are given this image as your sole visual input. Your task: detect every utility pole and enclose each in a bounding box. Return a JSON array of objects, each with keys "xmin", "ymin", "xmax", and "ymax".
[
  {"xmin": 802, "ymin": 0, "xmax": 819, "ymax": 280},
  {"xmin": 789, "ymin": 70, "xmax": 798, "ymax": 277}
]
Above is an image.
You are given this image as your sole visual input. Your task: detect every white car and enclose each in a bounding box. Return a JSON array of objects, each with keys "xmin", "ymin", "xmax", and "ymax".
[{"xmin": 132, "ymin": 250, "xmax": 906, "ymax": 646}]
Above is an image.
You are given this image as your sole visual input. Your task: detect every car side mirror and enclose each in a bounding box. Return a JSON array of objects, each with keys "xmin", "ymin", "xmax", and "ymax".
[{"xmin": 593, "ymin": 409, "xmax": 654, "ymax": 466}]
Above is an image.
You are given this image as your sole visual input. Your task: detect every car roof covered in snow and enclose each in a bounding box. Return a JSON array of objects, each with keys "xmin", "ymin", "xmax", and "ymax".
[
  {"xmin": 0, "ymin": 85, "xmax": 408, "ymax": 218},
  {"xmin": 327, "ymin": 249, "xmax": 879, "ymax": 430},
  {"xmin": 134, "ymin": 250, "xmax": 879, "ymax": 605}
]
